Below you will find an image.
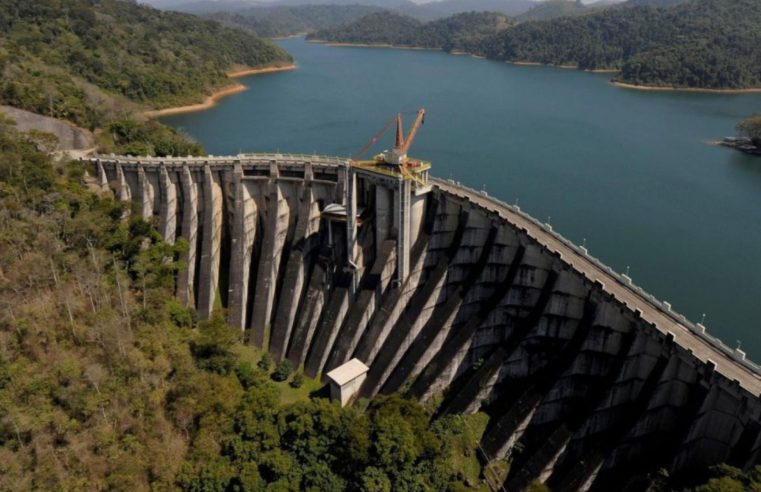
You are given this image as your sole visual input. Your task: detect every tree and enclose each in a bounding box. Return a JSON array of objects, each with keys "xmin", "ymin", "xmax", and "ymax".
[
  {"xmin": 737, "ymin": 114, "xmax": 761, "ymax": 147},
  {"xmin": 191, "ymin": 316, "xmax": 238, "ymax": 374},
  {"xmin": 359, "ymin": 466, "xmax": 391, "ymax": 492},
  {"xmin": 258, "ymin": 352, "xmax": 273, "ymax": 371}
]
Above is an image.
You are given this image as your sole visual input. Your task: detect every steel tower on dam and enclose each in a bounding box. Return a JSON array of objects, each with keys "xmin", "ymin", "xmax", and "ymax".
[{"xmin": 92, "ymin": 152, "xmax": 761, "ymax": 490}]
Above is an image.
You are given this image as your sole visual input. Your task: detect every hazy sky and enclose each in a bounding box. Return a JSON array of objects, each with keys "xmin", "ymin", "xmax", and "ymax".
[{"xmin": 142, "ymin": 0, "xmax": 610, "ymax": 6}]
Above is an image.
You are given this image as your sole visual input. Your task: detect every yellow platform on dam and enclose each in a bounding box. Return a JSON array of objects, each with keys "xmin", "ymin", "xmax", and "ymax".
[{"xmin": 351, "ymin": 157, "xmax": 431, "ymax": 180}]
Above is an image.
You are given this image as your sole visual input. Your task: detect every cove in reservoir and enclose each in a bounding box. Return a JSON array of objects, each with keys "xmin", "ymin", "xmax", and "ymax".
[{"xmin": 162, "ymin": 38, "xmax": 761, "ymax": 360}]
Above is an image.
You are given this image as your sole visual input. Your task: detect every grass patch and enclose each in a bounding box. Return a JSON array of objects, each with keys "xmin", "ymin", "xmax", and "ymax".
[
  {"xmin": 233, "ymin": 344, "xmax": 327, "ymax": 405},
  {"xmin": 279, "ymin": 372, "xmax": 326, "ymax": 405},
  {"xmin": 439, "ymin": 412, "xmax": 496, "ymax": 491}
]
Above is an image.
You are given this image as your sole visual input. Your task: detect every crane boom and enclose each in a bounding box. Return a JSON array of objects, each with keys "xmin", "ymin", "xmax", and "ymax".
[
  {"xmin": 398, "ymin": 109, "xmax": 425, "ymax": 155},
  {"xmin": 351, "ymin": 115, "xmax": 396, "ymax": 161},
  {"xmin": 394, "ymin": 113, "xmax": 405, "ymax": 150}
]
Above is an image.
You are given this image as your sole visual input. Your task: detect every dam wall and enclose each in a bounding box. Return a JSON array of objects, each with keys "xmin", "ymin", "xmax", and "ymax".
[{"xmin": 93, "ymin": 154, "xmax": 761, "ymax": 490}]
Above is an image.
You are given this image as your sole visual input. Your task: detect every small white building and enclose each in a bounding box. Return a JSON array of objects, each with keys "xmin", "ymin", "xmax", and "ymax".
[{"xmin": 325, "ymin": 358, "xmax": 369, "ymax": 407}]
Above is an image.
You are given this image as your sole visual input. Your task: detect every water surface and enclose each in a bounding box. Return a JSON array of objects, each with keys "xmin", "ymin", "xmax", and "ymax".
[{"xmin": 163, "ymin": 39, "xmax": 761, "ymax": 359}]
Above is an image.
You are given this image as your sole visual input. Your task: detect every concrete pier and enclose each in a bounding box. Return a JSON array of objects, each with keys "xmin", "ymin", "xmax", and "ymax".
[
  {"xmin": 228, "ymin": 166, "xmax": 258, "ymax": 332},
  {"xmin": 158, "ymin": 165, "xmax": 177, "ymax": 243},
  {"xmin": 323, "ymin": 239, "xmax": 397, "ymax": 372},
  {"xmin": 136, "ymin": 166, "xmax": 155, "ymax": 219},
  {"xmin": 177, "ymin": 165, "xmax": 198, "ymax": 307},
  {"xmin": 197, "ymin": 165, "xmax": 223, "ymax": 319}
]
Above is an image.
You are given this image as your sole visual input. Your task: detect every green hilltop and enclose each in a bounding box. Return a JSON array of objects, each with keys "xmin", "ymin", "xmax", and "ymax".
[
  {"xmin": 310, "ymin": 11, "xmax": 514, "ymax": 52},
  {"xmin": 206, "ymin": 4, "xmax": 385, "ymax": 38}
]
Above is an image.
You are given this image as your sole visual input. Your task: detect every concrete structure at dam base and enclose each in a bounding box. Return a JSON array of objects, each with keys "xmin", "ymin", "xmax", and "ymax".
[
  {"xmin": 326, "ymin": 358, "xmax": 369, "ymax": 407},
  {"xmin": 91, "ymin": 153, "xmax": 761, "ymax": 491}
]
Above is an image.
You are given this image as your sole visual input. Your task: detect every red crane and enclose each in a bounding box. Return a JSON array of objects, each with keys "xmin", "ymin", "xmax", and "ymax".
[{"xmin": 351, "ymin": 108, "xmax": 427, "ymax": 169}]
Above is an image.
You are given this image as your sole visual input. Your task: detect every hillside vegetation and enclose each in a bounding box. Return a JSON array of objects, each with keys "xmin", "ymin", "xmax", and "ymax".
[
  {"xmin": 491, "ymin": 0, "xmax": 761, "ymax": 88},
  {"xmin": 310, "ymin": 11, "xmax": 513, "ymax": 52},
  {"xmin": 207, "ymin": 4, "xmax": 384, "ymax": 38},
  {"xmin": 0, "ymin": 0, "xmax": 292, "ymax": 133},
  {"xmin": 310, "ymin": 0, "xmax": 761, "ymax": 90}
]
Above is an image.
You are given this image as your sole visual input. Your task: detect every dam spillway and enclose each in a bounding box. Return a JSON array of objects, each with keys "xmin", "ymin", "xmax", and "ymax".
[{"xmin": 92, "ymin": 153, "xmax": 761, "ymax": 490}]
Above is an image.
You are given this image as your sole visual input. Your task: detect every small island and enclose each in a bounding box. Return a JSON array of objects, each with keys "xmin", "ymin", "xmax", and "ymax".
[{"xmin": 720, "ymin": 114, "xmax": 761, "ymax": 157}]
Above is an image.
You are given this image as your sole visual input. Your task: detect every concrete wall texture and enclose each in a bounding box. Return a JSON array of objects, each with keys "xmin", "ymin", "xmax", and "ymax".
[{"xmin": 94, "ymin": 153, "xmax": 761, "ymax": 490}]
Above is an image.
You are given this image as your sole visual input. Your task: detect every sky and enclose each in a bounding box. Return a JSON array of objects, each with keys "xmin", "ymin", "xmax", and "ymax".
[{"xmin": 142, "ymin": 0, "xmax": 613, "ymax": 7}]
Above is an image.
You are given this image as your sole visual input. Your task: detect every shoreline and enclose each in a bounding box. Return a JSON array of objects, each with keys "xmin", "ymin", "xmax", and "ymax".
[
  {"xmin": 310, "ymin": 40, "xmax": 439, "ymax": 51},
  {"xmin": 269, "ymin": 33, "xmax": 307, "ymax": 40},
  {"xmin": 226, "ymin": 64, "xmax": 297, "ymax": 78},
  {"xmin": 312, "ymin": 40, "xmax": 624, "ymax": 74},
  {"xmin": 144, "ymin": 64, "xmax": 297, "ymax": 118},
  {"xmin": 507, "ymin": 60, "xmax": 617, "ymax": 73},
  {"xmin": 450, "ymin": 50, "xmax": 485, "ymax": 59},
  {"xmin": 143, "ymin": 84, "xmax": 248, "ymax": 118},
  {"xmin": 711, "ymin": 138, "xmax": 761, "ymax": 156},
  {"xmin": 611, "ymin": 80, "xmax": 761, "ymax": 94}
]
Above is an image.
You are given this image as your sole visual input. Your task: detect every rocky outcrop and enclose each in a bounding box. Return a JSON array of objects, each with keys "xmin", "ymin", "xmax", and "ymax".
[{"xmin": 1, "ymin": 105, "xmax": 95, "ymax": 151}]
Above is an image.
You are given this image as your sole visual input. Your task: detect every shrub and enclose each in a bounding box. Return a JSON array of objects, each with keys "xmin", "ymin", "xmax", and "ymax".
[
  {"xmin": 235, "ymin": 362, "xmax": 257, "ymax": 389},
  {"xmin": 289, "ymin": 372, "xmax": 304, "ymax": 389},
  {"xmin": 258, "ymin": 352, "xmax": 273, "ymax": 372},
  {"xmin": 272, "ymin": 360, "xmax": 293, "ymax": 382}
]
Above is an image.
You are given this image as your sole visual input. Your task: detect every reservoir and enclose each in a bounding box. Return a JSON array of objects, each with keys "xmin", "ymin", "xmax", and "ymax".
[{"xmin": 162, "ymin": 38, "xmax": 761, "ymax": 360}]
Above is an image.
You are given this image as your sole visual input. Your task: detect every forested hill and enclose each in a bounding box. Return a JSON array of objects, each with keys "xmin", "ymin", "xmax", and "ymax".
[
  {"xmin": 489, "ymin": 0, "xmax": 761, "ymax": 89},
  {"xmin": 310, "ymin": 0, "xmax": 761, "ymax": 90},
  {"xmin": 309, "ymin": 11, "xmax": 513, "ymax": 52},
  {"xmin": 206, "ymin": 4, "xmax": 384, "ymax": 38},
  {"xmin": 0, "ymin": 0, "xmax": 292, "ymax": 130}
]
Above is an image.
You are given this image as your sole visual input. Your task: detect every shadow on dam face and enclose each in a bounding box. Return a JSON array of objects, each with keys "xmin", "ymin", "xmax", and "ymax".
[{"xmin": 95, "ymin": 154, "xmax": 761, "ymax": 489}]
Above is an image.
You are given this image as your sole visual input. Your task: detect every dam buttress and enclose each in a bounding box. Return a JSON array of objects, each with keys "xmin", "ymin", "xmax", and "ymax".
[{"xmin": 92, "ymin": 153, "xmax": 761, "ymax": 490}]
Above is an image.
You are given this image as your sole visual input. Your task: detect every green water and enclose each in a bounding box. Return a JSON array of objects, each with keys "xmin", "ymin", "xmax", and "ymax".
[{"xmin": 163, "ymin": 38, "xmax": 761, "ymax": 360}]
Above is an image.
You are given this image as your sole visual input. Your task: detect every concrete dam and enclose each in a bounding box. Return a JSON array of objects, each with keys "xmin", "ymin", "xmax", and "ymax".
[{"xmin": 92, "ymin": 153, "xmax": 761, "ymax": 490}]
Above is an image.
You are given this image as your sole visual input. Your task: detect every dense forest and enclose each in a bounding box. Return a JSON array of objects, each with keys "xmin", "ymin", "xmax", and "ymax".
[
  {"xmin": 310, "ymin": 11, "xmax": 513, "ymax": 52},
  {"xmin": 206, "ymin": 4, "xmax": 384, "ymax": 38},
  {"xmin": 310, "ymin": 0, "xmax": 761, "ymax": 90},
  {"xmin": 0, "ymin": 0, "xmax": 291, "ymax": 131}
]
